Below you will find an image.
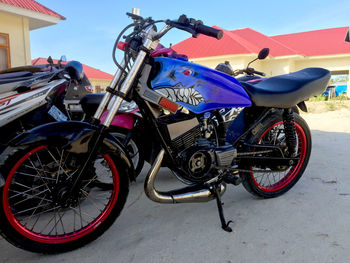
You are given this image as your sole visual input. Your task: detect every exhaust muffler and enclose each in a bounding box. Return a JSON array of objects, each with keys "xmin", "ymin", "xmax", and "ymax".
[{"xmin": 144, "ymin": 149, "xmax": 226, "ymax": 203}]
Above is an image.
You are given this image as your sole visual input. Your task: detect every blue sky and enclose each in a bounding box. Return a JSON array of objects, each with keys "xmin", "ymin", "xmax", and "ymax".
[{"xmin": 32, "ymin": 0, "xmax": 350, "ymax": 74}]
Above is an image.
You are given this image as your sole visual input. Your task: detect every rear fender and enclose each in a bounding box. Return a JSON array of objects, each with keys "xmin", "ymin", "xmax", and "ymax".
[
  {"xmin": 0, "ymin": 121, "xmax": 135, "ymax": 185},
  {"xmin": 297, "ymin": 101, "xmax": 307, "ymax": 112}
]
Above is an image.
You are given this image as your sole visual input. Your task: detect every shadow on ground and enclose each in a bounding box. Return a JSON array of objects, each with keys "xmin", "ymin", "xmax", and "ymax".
[{"xmin": 1, "ymin": 130, "xmax": 350, "ymax": 263}]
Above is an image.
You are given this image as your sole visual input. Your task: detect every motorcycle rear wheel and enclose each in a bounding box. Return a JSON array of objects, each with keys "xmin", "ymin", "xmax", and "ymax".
[
  {"xmin": 239, "ymin": 112, "xmax": 311, "ymax": 198},
  {"xmin": 0, "ymin": 143, "xmax": 129, "ymax": 253}
]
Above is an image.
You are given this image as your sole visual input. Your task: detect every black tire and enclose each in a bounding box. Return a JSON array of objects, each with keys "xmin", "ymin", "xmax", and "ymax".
[
  {"xmin": 109, "ymin": 127, "xmax": 144, "ymax": 178},
  {"xmin": 240, "ymin": 112, "xmax": 311, "ymax": 198},
  {"xmin": 0, "ymin": 143, "xmax": 129, "ymax": 253}
]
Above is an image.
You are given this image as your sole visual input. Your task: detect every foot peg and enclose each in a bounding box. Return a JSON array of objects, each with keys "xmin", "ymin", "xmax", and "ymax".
[
  {"xmin": 210, "ymin": 183, "xmax": 234, "ymax": 232},
  {"xmin": 223, "ymin": 173, "xmax": 241, "ymax": 186}
]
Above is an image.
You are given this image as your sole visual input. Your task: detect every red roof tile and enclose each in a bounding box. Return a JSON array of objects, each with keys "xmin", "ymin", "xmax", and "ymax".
[
  {"xmin": 32, "ymin": 58, "xmax": 113, "ymax": 79},
  {"xmin": 271, "ymin": 27, "xmax": 350, "ymax": 56},
  {"xmin": 172, "ymin": 26, "xmax": 298, "ymax": 58},
  {"xmin": 172, "ymin": 26, "xmax": 350, "ymax": 59},
  {"xmin": 230, "ymin": 28, "xmax": 300, "ymax": 56},
  {"xmin": 172, "ymin": 26, "xmax": 255, "ymax": 58},
  {"xmin": 0, "ymin": 0, "xmax": 65, "ymax": 19}
]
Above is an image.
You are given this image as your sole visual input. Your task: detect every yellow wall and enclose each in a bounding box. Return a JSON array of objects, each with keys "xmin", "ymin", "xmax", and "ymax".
[
  {"xmin": 0, "ymin": 11, "xmax": 31, "ymax": 67},
  {"xmin": 192, "ymin": 55, "xmax": 299, "ymax": 77},
  {"xmin": 191, "ymin": 54, "xmax": 255, "ymax": 72},
  {"xmin": 89, "ymin": 78, "xmax": 111, "ymax": 93}
]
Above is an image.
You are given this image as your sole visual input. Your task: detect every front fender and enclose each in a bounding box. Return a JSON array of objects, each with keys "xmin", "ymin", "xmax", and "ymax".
[{"xmin": 3, "ymin": 121, "xmax": 135, "ymax": 182}]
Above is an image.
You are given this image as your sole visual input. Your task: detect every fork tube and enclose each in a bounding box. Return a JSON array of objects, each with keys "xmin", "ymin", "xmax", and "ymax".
[
  {"xmin": 102, "ymin": 47, "xmax": 149, "ymax": 127},
  {"xmin": 93, "ymin": 59, "xmax": 126, "ymax": 120},
  {"xmin": 102, "ymin": 51, "xmax": 147, "ymax": 127}
]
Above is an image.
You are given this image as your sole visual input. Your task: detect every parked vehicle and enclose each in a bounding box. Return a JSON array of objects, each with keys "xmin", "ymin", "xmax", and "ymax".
[
  {"xmin": 30, "ymin": 56, "xmax": 93, "ymax": 120},
  {"xmin": 0, "ymin": 58, "xmax": 91, "ymax": 152},
  {"xmin": 79, "ymin": 48, "xmax": 267, "ymax": 178},
  {"xmin": 0, "ymin": 12, "xmax": 330, "ymax": 253}
]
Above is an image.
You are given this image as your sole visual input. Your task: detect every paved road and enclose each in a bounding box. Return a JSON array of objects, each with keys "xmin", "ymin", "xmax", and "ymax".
[{"xmin": 1, "ymin": 112, "xmax": 350, "ymax": 262}]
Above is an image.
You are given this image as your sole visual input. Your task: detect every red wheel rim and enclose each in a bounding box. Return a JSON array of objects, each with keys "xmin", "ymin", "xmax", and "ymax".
[
  {"xmin": 250, "ymin": 121, "xmax": 307, "ymax": 192},
  {"xmin": 2, "ymin": 145, "xmax": 120, "ymax": 244}
]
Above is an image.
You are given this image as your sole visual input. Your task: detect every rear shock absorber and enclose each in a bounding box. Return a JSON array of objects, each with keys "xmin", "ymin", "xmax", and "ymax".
[{"xmin": 283, "ymin": 108, "xmax": 297, "ymax": 157}]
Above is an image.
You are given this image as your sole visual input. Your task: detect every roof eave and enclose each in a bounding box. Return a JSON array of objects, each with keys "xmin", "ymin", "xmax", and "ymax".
[
  {"xmin": 305, "ymin": 53, "xmax": 350, "ymax": 60},
  {"xmin": 0, "ymin": 2, "xmax": 64, "ymax": 30},
  {"xmin": 270, "ymin": 54, "xmax": 305, "ymax": 60}
]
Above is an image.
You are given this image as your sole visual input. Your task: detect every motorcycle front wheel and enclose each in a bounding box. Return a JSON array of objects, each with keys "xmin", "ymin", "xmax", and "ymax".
[{"xmin": 0, "ymin": 143, "xmax": 129, "ymax": 253}]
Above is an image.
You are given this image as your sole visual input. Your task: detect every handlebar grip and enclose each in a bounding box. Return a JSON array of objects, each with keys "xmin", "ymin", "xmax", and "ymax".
[
  {"xmin": 254, "ymin": 70, "xmax": 266, "ymax": 76},
  {"xmin": 195, "ymin": 24, "xmax": 223, "ymax": 40}
]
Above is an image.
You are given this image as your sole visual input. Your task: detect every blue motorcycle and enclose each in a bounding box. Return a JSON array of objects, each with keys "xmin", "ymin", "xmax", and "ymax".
[{"xmin": 0, "ymin": 12, "xmax": 330, "ymax": 253}]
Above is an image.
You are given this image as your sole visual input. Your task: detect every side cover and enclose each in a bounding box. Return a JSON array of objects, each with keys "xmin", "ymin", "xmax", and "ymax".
[{"xmin": 151, "ymin": 57, "xmax": 252, "ymax": 114}]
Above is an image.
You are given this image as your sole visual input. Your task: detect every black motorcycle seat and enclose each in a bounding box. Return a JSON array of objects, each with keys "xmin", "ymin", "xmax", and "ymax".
[
  {"xmin": 241, "ymin": 68, "xmax": 331, "ymax": 108},
  {"xmin": 80, "ymin": 93, "xmax": 104, "ymax": 116},
  {"xmin": 0, "ymin": 71, "xmax": 34, "ymax": 85}
]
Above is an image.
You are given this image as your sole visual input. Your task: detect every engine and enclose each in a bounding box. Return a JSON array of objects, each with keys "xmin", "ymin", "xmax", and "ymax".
[{"xmin": 160, "ymin": 113, "xmax": 237, "ymax": 183}]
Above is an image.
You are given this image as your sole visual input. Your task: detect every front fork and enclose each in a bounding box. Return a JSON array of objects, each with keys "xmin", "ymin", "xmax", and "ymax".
[
  {"xmin": 67, "ymin": 35, "xmax": 158, "ymax": 197},
  {"xmin": 283, "ymin": 108, "xmax": 298, "ymax": 157}
]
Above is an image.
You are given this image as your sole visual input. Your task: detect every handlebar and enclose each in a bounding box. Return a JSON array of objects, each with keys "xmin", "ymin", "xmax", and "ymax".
[
  {"xmin": 251, "ymin": 69, "xmax": 265, "ymax": 76},
  {"xmin": 166, "ymin": 15, "xmax": 223, "ymax": 40},
  {"xmin": 195, "ymin": 24, "xmax": 223, "ymax": 40},
  {"xmin": 232, "ymin": 68, "xmax": 266, "ymax": 77}
]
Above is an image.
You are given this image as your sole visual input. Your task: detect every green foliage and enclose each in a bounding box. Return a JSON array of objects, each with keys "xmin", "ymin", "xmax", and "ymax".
[
  {"xmin": 310, "ymin": 95, "xmax": 327, "ymax": 102},
  {"xmin": 335, "ymin": 94, "xmax": 349, "ymax": 102},
  {"xmin": 309, "ymin": 94, "xmax": 349, "ymax": 102}
]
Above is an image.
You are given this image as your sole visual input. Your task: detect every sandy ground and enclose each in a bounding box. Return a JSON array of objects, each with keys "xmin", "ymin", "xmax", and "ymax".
[
  {"xmin": 1, "ymin": 109, "xmax": 350, "ymax": 262},
  {"xmin": 305, "ymin": 100, "xmax": 350, "ymax": 114}
]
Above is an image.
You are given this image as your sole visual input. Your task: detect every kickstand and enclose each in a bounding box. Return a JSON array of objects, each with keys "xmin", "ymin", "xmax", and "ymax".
[{"xmin": 212, "ymin": 185, "xmax": 233, "ymax": 232}]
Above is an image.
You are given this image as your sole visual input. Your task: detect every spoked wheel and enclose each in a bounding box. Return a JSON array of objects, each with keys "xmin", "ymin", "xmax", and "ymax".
[
  {"xmin": 240, "ymin": 113, "xmax": 311, "ymax": 198},
  {"xmin": 0, "ymin": 144, "xmax": 128, "ymax": 253}
]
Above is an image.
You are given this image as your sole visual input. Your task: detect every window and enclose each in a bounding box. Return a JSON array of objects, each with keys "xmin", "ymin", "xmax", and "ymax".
[
  {"xmin": 95, "ymin": 85, "xmax": 101, "ymax": 93},
  {"xmin": 0, "ymin": 33, "xmax": 10, "ymax": 71}
]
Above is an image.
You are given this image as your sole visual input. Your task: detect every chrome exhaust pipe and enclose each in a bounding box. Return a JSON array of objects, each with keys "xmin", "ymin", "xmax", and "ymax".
[{"xmin": 144, "ymin": 149, "xmax": 226, "ymax": 204}]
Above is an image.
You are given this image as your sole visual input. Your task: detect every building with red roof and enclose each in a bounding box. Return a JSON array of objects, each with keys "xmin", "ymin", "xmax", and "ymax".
[
  {"xmin": 173, "ymin": 26, "xmax": 350, "ymax": 93},
  {"xmin": 32, "ymin": 58, "xmax": 113, "ymax": 93},
  {"xmin": 0, "ymin": 0, "xmax": 64, "ymax": 70}
]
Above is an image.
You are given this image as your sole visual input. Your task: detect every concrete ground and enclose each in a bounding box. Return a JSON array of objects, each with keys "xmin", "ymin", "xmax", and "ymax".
[{"xmin": 1, "ymin": 110, "xmax": 350, "ymax": 263}]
